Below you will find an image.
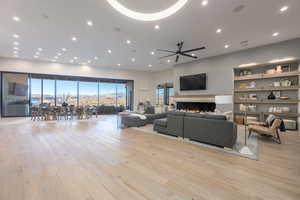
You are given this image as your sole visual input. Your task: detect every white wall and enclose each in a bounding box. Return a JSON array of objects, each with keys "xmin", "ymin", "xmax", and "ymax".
[
  {"xmin": 0, "ymin": 57, "xmax": 154, "ymax": 109},
  {"xmin": 173, "ymin": 38, "xmax": 300, "ymax": 96}
]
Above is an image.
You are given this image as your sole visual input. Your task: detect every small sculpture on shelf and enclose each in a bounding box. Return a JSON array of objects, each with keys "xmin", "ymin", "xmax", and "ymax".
[{"xmin": 267, "ymin": 91, "xmax": 276, "ymax": 100}]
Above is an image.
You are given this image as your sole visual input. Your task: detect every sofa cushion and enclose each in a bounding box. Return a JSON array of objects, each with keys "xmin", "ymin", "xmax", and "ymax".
[
  {"xmin": 185, "ymin": 113, "xmax": 207, "ymax": 119},
  {"xmin": 185, "ymin": 113, "xmax": 226, "ymax": 121},
  {"xmin": 167, "ymin": 111, "xmax": 185, "ymax": 117},
  {"xmin": 154, "ymin": 118, "xmax": 168, "ymax": 127}
]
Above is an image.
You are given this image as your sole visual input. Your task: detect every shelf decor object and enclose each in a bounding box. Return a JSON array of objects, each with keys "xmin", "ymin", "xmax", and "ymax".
[{"xmin": 233, "ymin": 59, "xmax": 300, "ymax": 130}]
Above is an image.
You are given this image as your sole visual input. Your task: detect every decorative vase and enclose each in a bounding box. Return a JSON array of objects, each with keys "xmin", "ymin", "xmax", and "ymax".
[{"xmin": 268, "ymin": 91, "xmax": 276, "ymax": 100}]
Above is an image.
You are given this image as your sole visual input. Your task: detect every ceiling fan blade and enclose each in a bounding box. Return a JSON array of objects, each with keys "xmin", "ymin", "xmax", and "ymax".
[
  {"xmin": 159, "ymin": 53, "xmax": 177, "ymax": 59},
  {"xmin": 175, "ymin": 55, "xmax": 180, "ymax": 62},
  {"xmin": 182, "ymin": 46, "xmax": 206, "ymax": 53},
  {"xmin": 157, "ymin": 49, "xmax": 177, "ymax": 53},
  {"xmin": 180, "ymin": 53, "xmax": 198, "ymax": 59}
]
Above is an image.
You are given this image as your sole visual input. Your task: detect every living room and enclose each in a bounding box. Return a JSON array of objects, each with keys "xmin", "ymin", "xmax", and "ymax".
[{"xmin": 0, "ymin": 0, "xmax": 300, "ymax": 199}]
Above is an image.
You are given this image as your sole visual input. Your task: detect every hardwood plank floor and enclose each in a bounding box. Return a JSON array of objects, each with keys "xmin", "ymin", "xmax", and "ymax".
[{"xmin": 0, "ymin": 116, "xmax": 299, "ymax": 200}]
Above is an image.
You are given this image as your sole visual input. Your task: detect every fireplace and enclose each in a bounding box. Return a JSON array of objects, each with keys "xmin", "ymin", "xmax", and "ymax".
[{"xmin": 176, "ymin": 102, "xmax": 216, "ymax": 112}]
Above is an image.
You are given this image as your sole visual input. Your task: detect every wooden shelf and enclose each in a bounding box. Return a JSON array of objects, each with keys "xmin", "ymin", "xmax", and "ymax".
[
  {"xmin": 234, "ymin": 111, "xmax": 260, "ymax": 115},
  {"xmin": 234, "ymin": 112, "xmax": 300, "ymax": 117},
  {"xmin": 234, "ymin": 86, "xmax": 300, "ymax": 92},
  {"xmin": 233, "ymin": 59, "xmax": 300, "ymax": 70},
  {"xmin": 234, "ymin": 71, "xmax": 300, "ymax": 81},
  {"xmin": 234, "ymin": 100, "xmax": 299, "ymax": 104}
]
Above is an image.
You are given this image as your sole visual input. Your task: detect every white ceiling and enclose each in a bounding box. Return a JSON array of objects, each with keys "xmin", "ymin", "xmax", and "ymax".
[{"xmin": 0, "ymin": 0, "xmax": 300, "ymax": 71}]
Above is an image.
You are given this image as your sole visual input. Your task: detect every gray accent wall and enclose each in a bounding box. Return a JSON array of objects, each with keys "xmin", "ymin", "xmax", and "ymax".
[{"xmin": 173, "ymin": 38, "xmax": 300, "ymax": 96}]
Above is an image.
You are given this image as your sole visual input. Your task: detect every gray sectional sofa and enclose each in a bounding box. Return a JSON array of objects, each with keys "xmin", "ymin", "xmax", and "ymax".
[{"xmin": 153, "ymin": 111, "xmax": 237, "ymax": 148}]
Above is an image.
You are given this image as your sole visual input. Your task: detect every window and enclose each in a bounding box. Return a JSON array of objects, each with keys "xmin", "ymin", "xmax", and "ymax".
[
  {"xmin": 156, "ymin": 88, "xmax": 164, "ymax": 105},
  {"xmin": 43, "ymin": 79, "xmax": 55, "ymax": 106},
  {"xmin": 56, "ymin": 80, "xmax": 78, "ymax": 106},
  {"xmin": 168, "ymin": 88, "xmax": 175, "ymax": 105},
  {"xmin": 79, "ymin": 81, "xmax": 98, "ymax": 106},
  {"xmin": 31, "ymin": 78, "xmax": 42, "ymax": 106},
  {"xmin": 99, "ymin": 82, "xmax": 117, "ymax": 106},
  {"xmin": 116, "ymin": 83, "xmax": 127, "ymax": 107}
]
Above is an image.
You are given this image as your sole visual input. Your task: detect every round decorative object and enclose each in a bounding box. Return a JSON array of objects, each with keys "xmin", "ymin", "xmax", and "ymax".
[{"xmin": 106, "ymin": 0, "xmax": 188, "ymax": 21}]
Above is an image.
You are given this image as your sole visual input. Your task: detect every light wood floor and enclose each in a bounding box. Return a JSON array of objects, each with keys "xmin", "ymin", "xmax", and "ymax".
[{"xmin": 0, "ymin": 116, "xmax": 299, "ymax": 200}]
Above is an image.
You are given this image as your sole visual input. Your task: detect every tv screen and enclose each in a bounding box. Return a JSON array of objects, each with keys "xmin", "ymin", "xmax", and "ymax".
[{"xmin": 180, "ymin": 73, "xmax": 206, "ymax": 91}]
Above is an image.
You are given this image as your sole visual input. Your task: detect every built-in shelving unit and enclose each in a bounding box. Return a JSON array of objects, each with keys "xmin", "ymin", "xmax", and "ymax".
[{"xmin": 233, "ymin": 59, "xmax": 300, "ymax": 130}]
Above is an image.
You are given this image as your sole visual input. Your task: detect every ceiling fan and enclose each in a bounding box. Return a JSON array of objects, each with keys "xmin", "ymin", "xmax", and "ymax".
[{"xmin": 157, "ymin": 41, "xmax": 206, "ymax": 63}]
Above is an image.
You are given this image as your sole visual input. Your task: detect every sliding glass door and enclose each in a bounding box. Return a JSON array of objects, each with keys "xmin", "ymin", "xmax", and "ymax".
[
  {"xmin": 56, "ymin": 80, "xmax": 78, "ymax": 106},
  {"xmin": 79, "ymin": 81, "xmax": 98, "ymax": 106}
]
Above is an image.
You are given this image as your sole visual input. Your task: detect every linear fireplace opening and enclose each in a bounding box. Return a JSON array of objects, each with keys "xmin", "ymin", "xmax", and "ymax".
[{"xmin": 176, "ymin": 102, "xmax": 216, "ymax": 112}]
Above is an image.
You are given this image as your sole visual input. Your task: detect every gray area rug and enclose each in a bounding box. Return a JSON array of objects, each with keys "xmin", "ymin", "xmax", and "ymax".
[{"xmin": 131, "ymin": 124, "xmax": 259, "ymax": 160}]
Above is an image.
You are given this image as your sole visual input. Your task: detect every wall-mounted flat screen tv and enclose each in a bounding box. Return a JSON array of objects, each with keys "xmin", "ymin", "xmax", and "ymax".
[{"xmin": 180, "ymin": 73, "xmax": 206, "ymax": 91}]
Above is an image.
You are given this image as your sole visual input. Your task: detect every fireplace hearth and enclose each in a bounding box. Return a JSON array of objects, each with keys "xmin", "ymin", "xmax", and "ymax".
[{"xmin": 176, "ymin": 102, "xmax": 216, "ymax": 112}]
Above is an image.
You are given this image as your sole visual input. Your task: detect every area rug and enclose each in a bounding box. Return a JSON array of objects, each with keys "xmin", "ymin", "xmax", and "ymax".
[{"xmin": 131, "ymin": 124, "xmax": 259, "ymax": 160}]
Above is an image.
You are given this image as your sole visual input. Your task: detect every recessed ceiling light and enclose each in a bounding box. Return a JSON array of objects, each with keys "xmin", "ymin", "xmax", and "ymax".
[
  {"xmin": 13, "ymin": 47, "xmax": 19, "ymax": 50},
  {"xmin": 224, "ymin": 44, "xmax": 230, "ymax": 49},
  {"xmin": 151, "ymin": 51, "xmax": 155, "ymax": 55},
  {"xmin": 72, "ymin": 36, "xmax": 77, "ymax": 41},
  {"xmin": 94, "ymin": 56, "xmax": 99, "ymax": 60},
  {"xmin": 35, "ymin": 52, "xmax": 40, "ymax": 55},
  {"xmin": 57, "ymin": 52, "xmax": 62, "ymax": 56},
  {"xmin": 272, "ymin": 32, "xmax": 279, "ymax": 37},
  {"xmin": 131, "ymin": 58, "xmax": 136, "ymax": 62},
  {"xmin": 34, "ymin": 55, "xmax": 39, "ymax": 58},
  {"xmin": 216, "ymin": 28, "xmax": 222, "ymax": 33},
  {"xmin": 37, "ymin": 48, "xmax": 43, "ymax": 51},
  {"xmin": 106, "ymin": 0, "xmax": 188, "ymax": 21},
  {"xmin": 12, "ymin": 16, "xmax": 20, "ymax": 22},
  {"xmin": 117, "ymin": 63, "xmax": 121, "ymax": 66},
  {"xmin": 108, "ymin": 49, "xmax": 112, "ymax": 54},
  {"xmin": 148, "ymin": 64, "xmax": 152, "ymax": 67},
  {"xmin": 51, "ymin": 60, "xmax": 56, "ymax": 62},
  {"xmin": 13, "ymin": 34, "xmax": 19, "ymax": 39},
  {"xmin": 191, "ymin": 53, "xmax": 195, "ymax": 56},
  {"xmin": 201, "ymin": 0, "xmax": 208, "ymax": 6},
  {"xmin": 86, "ymin": 20, "xmax": 93, "ymax": 26},
  {"xmin": 87, "ymin": 60, "xmax": 91, "ymax": 64},
  {"xmin": 13, "ymin": 42, "xmax": 19, "ymax": 46},
  {"xmin": 73, "ymin": 56, "xmax": 78, "ymax": 60},
  {"xmin": 280, "ymin": 6, "xmax": 289, "ymax": 12},
  {"xmin": 13, "ymin": 51, "xmax": 18, "ymax": 54},
  {"xmin": 155, "ymin": 25, "xmax": 160, "ymax": 30},
  {"xmin": 126, "ymin": 40, "xmax": 131, "ymax": 44},
  {"xmin": 54, "ymin": 56, "xmax": 58, "ymax": 59},
  {"xmin": 70, "ymin": 59, "xmax": 74, "ymax": 63},
  {"xmin": 62, "ymin": 48, "xmax": 67, "ymax": 52},
  {"xmin": 167, "ymin": 59, "xmax": 171, "ymax": 63}
]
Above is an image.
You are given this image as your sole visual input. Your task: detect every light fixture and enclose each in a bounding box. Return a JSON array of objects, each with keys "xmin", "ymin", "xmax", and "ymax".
[
  {"xmin": 54, "ymin": 56, "xmax": 58, "ymax": 59},
  {"xmin": 167, "ymin": 59, "xmax": 171, "ymax": 63},
  {"xmin": 51, "ymin": 60, "xmax": 56, "ymax": 62},
  {"xmin": 13, "ymin": 51, "xmax": 18, "ymax": 54},
  {"xmin": 37, "ymin": 48, "xmax": 43, "ymax": 51},
  {"xmin": 272, "ymin": 32, "xmax": 279, "ymax": 37},
  {"xmin": 148, "ymin": 64, "xmax": 152, "ymax": 67},
  {"xmin": 13, "ymin": 42, "xmax": 19, "ymax": 46},
  {"xmin": 155, "ymin": 25, "xmax": 160, "ymax": 30},
  {"xmin": 126, "ymin": 40, "xmax": 131, "ymax": 44},
  {"xmin": 216, "ymin": 28, "xmax": 222, "ymax": 33},
  {"xmin": 131, "ymin": 58, "xmax": 136, "ymax": 62},
  {"xmin": 72, "ymin": 36, "xmax": 77, "ymax": 41},
  {"xmin": 73, "ymin": 56, "xmax": 78, "ymax": 60},
  {"xmin": 87, "ymin": 60, "xmax": 91, "ymax": 64},
  {"xmin": 191, "ymin": 53, "xmax": 195, "ymax": 57},
  {"xmin": 62, "ymin": 48, "xmax": 67, "ymax": 52},
  {"xmin": 34, "ymin": 55, "xmax": 39, "ymax": 58},
  {"xmin": 224, "ymin": 44, "xmax": 230, "ymax": 49},
  {"xmin": 86, "ymin": 20, "xmax": 93, "ymax": 26},
  {"xmin": 108, "ymin": 49, "xmax": 112, "ymax": 54},
  {"xmin": 106, "ymin": 0, "xmax": 188, "ymax": 21},
  {"xmin": 117, "ymin": 63, "xmax": 121, "ymax": 66},
  {"xmin": 201, "ymin": 0, "xmax": 208, "ymax": 6},
  {"xmin": 13, "ymin": 47, "xmax": 19, "ymax": 50},
  {"xmin": 238, "ymin": 63, "xmax": 259, "ymax": 68},
  {"xmin": 94, "ymin": 56, "xmax": 99, "ymax": 60},
  {"xmin": 13, "ymin": 34, "xmax": 19, "ymax": 39},
  {"xmin": 70, "ymin": 59, "xmax": 74, "ymax": 63},
  {"xmin": 280, "ymin": 6, "xmax": 289, "ymax": 12},
  {"xmin": 57, "ymin": 52, "xmax": 62, "ymax": 56},
  {"xmin": 151, "ymin": 51, "xmax": 155, "ymax": 55},
  {"xmin": 269, "ymin": 57, "xmax": 296, "ymax": 63},
  {"xmin": 35, "ymin": 52, "xmax": 40, "ymax": 55},
  {"xmin": 12, "ymin": 16, "xmax": 20, "ymax": 22}
]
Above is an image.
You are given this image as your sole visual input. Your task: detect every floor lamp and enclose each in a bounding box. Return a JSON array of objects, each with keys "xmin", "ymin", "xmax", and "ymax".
[{"xmin": 239, "ymin": 107, "xmax": 253, "ymax": 155}]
